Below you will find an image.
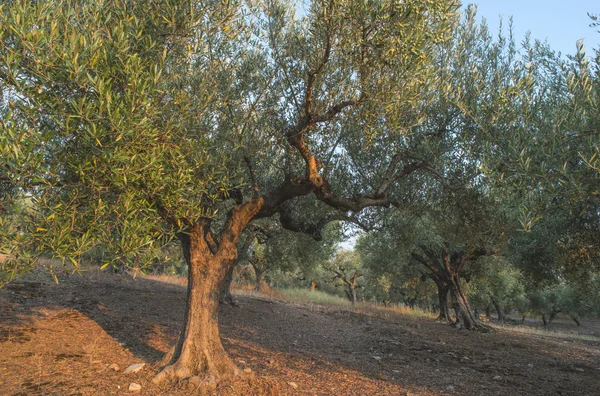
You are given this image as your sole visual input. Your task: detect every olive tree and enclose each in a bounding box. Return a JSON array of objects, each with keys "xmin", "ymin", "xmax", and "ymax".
[{"xmin": 0, "ymin": 0, "xmax": 460, "ymax": 383}]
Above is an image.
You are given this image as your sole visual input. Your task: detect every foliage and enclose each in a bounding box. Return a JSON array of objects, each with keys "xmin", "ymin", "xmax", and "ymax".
[
  {"xmin": 466, "ymin": 257, "xmax": 525, "ymax": 313},
  {"xmin": 0, "ymin": 0, "xmax": 255, "ymax": 281}
]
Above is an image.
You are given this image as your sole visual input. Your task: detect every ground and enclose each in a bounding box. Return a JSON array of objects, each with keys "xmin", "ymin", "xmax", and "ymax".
[{"xmin": 1, "ymin": 268, "xmax": 599, "ymax": 395}]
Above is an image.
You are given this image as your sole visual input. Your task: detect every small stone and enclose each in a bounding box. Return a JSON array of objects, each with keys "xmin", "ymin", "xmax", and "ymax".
[
  {"xmin": 528, "ymin": 364, "xmax": 534, "ymax": 368},
  {"xmin": 493, "ymin": 375, "xmax": 502, "ymax": 381},
  {"xmin": 203, "ymin": 376, "xmax": 217, "ymax": 390},
  {"xmin": 288, "ymin": 381, "xmax": 298, "ymax": 389},
  {"xmin": 446, "ymin": 385, "xmax": 455, "ymax": 391},
  {"xmin": 462, "ymin": 356, "xmax": 470, "ymax": 360},
  {"xmin": 109, "ymin": 363, "xmax": 120, "ymax": 371},
  {"xmin": 124, "ymin": 363, "xmax": 145, "ymax": 373},
  {"xmin": 392, "ymin": 370, "xmax": 400, "ymax": 373},
  {"xmin": 372, "ymin": 356, "xmax": 382, "ymax": 361},
  {"xmin": 128, "ymin": 383, "xmax": 141, "ymax": 392},
  {"xmin": 238, "ymin": 360, "xmax": 246, "ymax": 365},
  {"xmin": 243, "ymin": 368, "xmax": 252, "ymax": 374},
  {"xmin": 575, "ymin": 368, "xmax": 584, "ymax": 372}
]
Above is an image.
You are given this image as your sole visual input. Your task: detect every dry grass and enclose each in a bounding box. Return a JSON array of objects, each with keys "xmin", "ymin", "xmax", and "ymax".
[
  {"xmin": 277, "ymin": 287, "xmax": 435, "ymax": 321},
  {"xmin": 137, "ymin": 273, "xmax": 435, "ymax": 322},
  {"xmin": 491, "ymin": 322, "xmax": 600, "ymax": 343},
  {"xmin": 137, "ymin": 272, "xmax": 188, "ymax": 287},
  {"xmin": 136, "ymin": 272, "xmax": 600, "ymax": 343}
]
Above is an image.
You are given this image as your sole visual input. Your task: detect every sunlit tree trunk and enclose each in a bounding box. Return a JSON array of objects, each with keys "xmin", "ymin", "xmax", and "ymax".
[
  {"xmin": 154, "ymin": 201, "xmax": 265, "ymax": 383},
  {"xmin": 153, "ymin": 225, "xmax": 239, "ymax": 383}
]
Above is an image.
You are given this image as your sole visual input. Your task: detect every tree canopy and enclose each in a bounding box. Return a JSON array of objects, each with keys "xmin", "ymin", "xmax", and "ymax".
[{"xmin": 1, "ymin": 0, "xmax": 598, "ymax": 385}]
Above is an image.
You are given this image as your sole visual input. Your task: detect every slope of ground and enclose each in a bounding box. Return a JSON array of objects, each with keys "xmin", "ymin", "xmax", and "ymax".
[{"xmin": 1, "ymin": 268, "xmax": 599, "ymax": 395}]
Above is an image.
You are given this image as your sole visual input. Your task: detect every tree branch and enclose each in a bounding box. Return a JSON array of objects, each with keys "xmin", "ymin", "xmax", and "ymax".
[
  {"xmin": 312, "ymin": 98, "xmax": 363, "ymax": 123},
  {"xmin": 244, "ymin": 156, "xmax": 260, "ymax": 198},
  {"xmin": 303, "ymin": 0, "xmax": 335, "ymax": 118},
  {"xmin": 376, "ymin": 157, "xmax": 427, "ymax": 196}
]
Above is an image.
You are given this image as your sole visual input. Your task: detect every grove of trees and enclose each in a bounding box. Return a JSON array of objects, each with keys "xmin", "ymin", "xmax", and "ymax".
[{"xmin": 1, "ymin": 0, "xmax": 598, "ymax": 385}]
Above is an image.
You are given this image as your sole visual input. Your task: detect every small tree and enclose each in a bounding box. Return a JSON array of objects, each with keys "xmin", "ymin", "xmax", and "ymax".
[{"xmin": 327, "ymin": 249, "xmax": 363, "ymax": 304}]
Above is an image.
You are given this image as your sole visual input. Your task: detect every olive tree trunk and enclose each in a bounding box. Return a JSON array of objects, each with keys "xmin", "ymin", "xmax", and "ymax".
[
  {"xmin": 219, "ymin": 264, "xmax": 236, "ymax": 306},
  {"xmin": 153, "ymin": 200, "xmax": 266, "ymax": 384},
  {"xmin": 448, "ymin": 276, "xmax": 489, "ymax": 331},
  {"xmin": 347, "ymin": 284, "xmax": 357, "ymax": 305},
  {"xmin": 490, "ymin": 296, "xmax": 504, "ymax": 322},
  {"xmin": 153, "ymin": 226, "xmax": 239, "ymax": 383},
  {"xmin": 254, "ymin": 267, "xmax": 265, "ymax": 292},
  {"xmin": 435, "ymin": 280, "xmax": 451, "ymax": 322}
]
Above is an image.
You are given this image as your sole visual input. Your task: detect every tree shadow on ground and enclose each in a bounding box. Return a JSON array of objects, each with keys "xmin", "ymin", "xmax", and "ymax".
[{"xmin": 2, "ymin": 270, "xmax": 599, "ymax": 396}]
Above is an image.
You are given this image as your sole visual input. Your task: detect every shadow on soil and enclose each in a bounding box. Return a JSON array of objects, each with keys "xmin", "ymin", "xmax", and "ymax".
[{"xmin": 2, "ymin": 270, "xmax": 599, "ymax": 396}]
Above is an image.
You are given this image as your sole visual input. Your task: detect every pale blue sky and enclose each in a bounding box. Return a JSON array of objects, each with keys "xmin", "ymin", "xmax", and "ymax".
[{"xmin": 465, "ymin": 1, "xmax": 599, "ymax": 56}]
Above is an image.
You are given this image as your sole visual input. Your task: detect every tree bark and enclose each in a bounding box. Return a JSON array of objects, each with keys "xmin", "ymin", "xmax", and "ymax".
[
  {"xmin": 490, "ymin": 296, "xmax": 505, "ymax": 322},
  {"xmin": 436, "ymin": 281, "xmax": 451, "ymax": 322},
  {"xmin": 448, "ymin": 276, "xmax": 490, "ymax": 331},
  {"xmin": 153, "ymin": 225, "xmax": 240, "ymax": 383},
  {"xmin": 219, "ymin": 263, "xmax": 236, "ymax": 306},
  {"xmin": 548, "ymin": 309, "xmax": 560, "ymax": 326},
  {"xmin": 349, "ymin": 284, "xmax": 357, "ymax": 305},
  {"xmin": 412, "ymin": 247, "xmax": 495, "ymax": 331},
  {"xmin": 254, "ymin": 268, "xmax": 265, "ymax": 292}
]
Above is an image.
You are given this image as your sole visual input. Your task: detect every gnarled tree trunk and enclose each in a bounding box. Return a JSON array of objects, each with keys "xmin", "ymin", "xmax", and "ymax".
[
  {"xmin": 548, "ymin": 309, "xmax": 560, "ymax": 326},
  {"xmin": 254, "ymin": 267, "xmax": 265, "ymax": 292},
  {"xmin": 434, "ymin": 279, "xmax": 451, "ymax": 322},
  {"xmin": 348, "ymin": 284, "xmax": 357, "ymax": 305},
  {"xmin": 448, "ymin": 276, "xmax": 488, "ymax": 331},
  {"xmin": 153, "ymin": 199, "xmax": 266, "ymax": 384},
  {"xmin": 490, "ymin": 296, "xmax": 504, "ymax": 322},
  {"xmin": 412, "ymin": 247, "xmax": 493, "ymax": 331},
  {"xmin": 153, "ymin": 226, "xmax": 240, "ymax": 384}
]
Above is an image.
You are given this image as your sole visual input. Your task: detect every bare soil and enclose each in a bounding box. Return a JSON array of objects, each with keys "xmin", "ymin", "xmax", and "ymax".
[{"xmin": 1, "ymin": 268, "xmax": 599, "ymax": 395}]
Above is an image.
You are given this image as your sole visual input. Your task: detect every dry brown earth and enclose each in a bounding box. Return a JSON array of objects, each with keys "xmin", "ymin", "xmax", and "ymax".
[{"xmin": 1, "ymin": 268, "xmax": 599, "ymax": 395}]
